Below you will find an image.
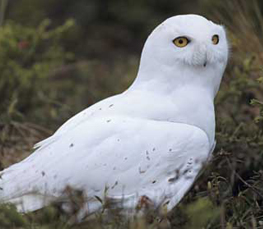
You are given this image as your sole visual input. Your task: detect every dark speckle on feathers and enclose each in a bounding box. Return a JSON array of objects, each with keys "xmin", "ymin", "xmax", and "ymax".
[
  {"xmin": 168, "ymin": 169, "xmax": 181, "ymax": 183},
  {"xmin": 111, "ymin": 181, "xmax": 118, "ymax": 189},
  {"xmin": 168, "ymin": 177, "xmax": 177, "ymax": 183},
  {"xmin": 164, "ymin": 200, "xmax": 170, "ymax": 206},
  {"xmin": 183, "ymin": 168, "xmax": 190, "ymax": 175},
  {"xmin": 139, "ymin": 167, "xmax": 146, "ymax": 174}
]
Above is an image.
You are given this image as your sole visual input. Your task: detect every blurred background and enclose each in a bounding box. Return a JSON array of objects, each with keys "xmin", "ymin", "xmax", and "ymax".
[{"xmin": 0, "ymin": 0, "xmax": 263, "ymax": 228}]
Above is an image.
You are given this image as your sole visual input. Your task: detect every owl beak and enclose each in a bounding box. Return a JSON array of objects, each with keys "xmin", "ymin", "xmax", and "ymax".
[{"xmin": 193, "ymin": 44, "xmax": 208, "ymax": 67}]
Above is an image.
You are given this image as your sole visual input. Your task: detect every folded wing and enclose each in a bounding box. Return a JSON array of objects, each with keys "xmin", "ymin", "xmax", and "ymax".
[{"xmin": 0, "ymin": 116, "xmax": 210, "ymax": 214}]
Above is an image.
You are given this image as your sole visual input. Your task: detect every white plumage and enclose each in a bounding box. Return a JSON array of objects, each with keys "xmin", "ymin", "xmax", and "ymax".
[{"xmin": 0, "ymin": 14, "xmax": 228, "ymax": 218}]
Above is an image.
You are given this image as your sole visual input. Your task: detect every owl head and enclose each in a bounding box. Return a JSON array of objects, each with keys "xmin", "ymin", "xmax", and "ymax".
[{"xmin": 135, "ymin": 14, "xmax": 229, "ymax": 97}]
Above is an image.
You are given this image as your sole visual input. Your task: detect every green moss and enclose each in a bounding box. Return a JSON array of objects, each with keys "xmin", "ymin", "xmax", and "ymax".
[
  {"xmin": 0, "ymin": 19, "xmax": 75, "ymax": 123},
  {"xmin": 0, "ymin": 204, "xmax": 28, "ymax": 228}
]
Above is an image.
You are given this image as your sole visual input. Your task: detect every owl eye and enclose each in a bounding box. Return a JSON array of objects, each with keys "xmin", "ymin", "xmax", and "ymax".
[
  {"xmin": 212, "ymin": 35, "xmax": 219, "ymax": 45},
  {"xmin": 173, "ymin": 37, "xmax": 190, "ymax": 48}
]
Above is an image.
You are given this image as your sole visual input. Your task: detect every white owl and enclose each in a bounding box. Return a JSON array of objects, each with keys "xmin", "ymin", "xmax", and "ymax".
[{"xmin": 0, "ymin": 14, "xmax": 228, "ymax": 219}]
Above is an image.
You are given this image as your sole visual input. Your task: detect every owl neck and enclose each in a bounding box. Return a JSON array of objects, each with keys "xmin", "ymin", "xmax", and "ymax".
[
  {"xmin": 131, "ymin": 61, "xmax": 224, "ymax": 99},
  {"xmin": 127, "ymin": 62, "xmax": 224, "ymax": 146}
]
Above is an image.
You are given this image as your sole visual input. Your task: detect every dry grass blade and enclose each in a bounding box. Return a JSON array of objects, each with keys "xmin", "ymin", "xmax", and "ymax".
[{"xmin": 0, "ymin": 121, "xmax": 51, "ymax": 169}]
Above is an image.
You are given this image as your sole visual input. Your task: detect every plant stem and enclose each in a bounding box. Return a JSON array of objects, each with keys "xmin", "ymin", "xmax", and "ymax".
[{"xmin": 0, "ymin": 0, "xmax": 8, "ymax": 26}]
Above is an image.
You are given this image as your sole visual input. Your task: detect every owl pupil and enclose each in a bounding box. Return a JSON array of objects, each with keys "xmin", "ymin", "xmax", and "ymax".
[{"xmin": 179, "ymin": 40, "xmax": 183, "ymax": 44}]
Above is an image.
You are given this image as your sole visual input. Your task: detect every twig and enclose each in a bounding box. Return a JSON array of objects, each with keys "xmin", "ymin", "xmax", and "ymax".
[
  {"xmin": 0, "ymin": 0, "xmax": 8, "ymax": 26},
  {"xmin": 226, "ymin": 158, "xmax": 263, "ymax": 199}
]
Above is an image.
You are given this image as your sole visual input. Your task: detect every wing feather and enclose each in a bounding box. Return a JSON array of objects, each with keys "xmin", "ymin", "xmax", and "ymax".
[{"xmin": 1, "ymin": 116, "xmax": 210, "ymax": 214}]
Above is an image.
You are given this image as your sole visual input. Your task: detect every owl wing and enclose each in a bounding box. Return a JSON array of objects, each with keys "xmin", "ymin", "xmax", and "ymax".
[
  {"xmin": 33, "ymin": 94, "xmax": 121, "ymax": 149},
  {"xmin": 0, "ymin": 116, "xmax": 210, "ymax": 213}
]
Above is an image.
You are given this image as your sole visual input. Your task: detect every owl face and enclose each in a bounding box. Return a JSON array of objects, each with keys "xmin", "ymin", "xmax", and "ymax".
[
  {"xmin": 135, "ymin": 14, "xmax": 229, "ymax": 98},
  {"xmin": 142, "ymin": 14, "xmax": 229, "ymax": 70}
]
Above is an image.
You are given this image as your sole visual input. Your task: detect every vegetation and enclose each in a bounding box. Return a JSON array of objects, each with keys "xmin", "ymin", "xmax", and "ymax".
[{"xmin": 0, "ymin": 0, "xmax": 262, "ymax": 228}]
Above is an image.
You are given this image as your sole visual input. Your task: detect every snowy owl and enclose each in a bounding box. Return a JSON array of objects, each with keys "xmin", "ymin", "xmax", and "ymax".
[{"xmin": 0, "ymin": 14, "xmax": 228, "ymax": 218}]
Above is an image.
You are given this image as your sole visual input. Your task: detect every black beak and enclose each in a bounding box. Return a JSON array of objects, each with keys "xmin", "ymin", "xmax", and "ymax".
[{"xmin": 203, "ymin": 61, "xmax": 207, "ymax": 67}]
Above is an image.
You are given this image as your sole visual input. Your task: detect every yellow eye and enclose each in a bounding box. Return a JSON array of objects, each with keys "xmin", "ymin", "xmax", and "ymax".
[
  {"xmin": 173, "ymin": 37, "xmax": 190, "ymax": 48},
  {"xmin": 212, "ymin": 34, "xmax": 219, "ymax": 45}
]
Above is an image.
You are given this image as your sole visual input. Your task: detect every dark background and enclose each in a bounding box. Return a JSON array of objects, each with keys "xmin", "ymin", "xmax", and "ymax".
[{"xmin": 6, "ymin": 0, "xmax": 202, "ymax": 58}]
